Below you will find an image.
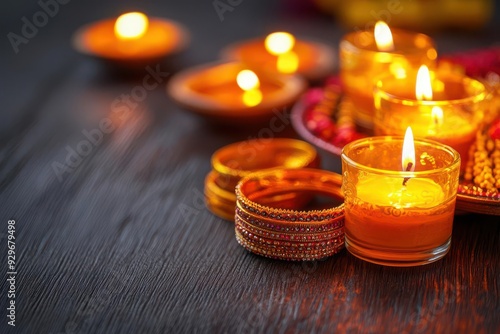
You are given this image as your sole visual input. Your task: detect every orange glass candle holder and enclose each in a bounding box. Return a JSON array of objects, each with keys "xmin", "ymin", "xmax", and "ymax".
[
  {"xmin": 168, "ymin": 62, "xmax": 307, "ymax": 124},
  {"xmin": 221, "ymin": 32, "xmax": 336, "ymax": 82},
  {"xmin": 374, "ymin": 68, "xmax": 489, "ymax": 170},
  {"xmin": 339, "ymin": 26, "xmax": 436, "ymax": 130},
  {"xmin": 341, "ymin": 136, "xmax": 461, "ymax": 267},
  {"xmin": 72, "ymin": 12, "xmax": 189, "ymax": 65}
]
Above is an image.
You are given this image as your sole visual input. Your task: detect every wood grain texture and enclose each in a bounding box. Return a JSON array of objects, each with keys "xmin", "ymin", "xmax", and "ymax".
[{"xmin": 1, "ymin": 1, "xmax": 499, "ymax": 333}]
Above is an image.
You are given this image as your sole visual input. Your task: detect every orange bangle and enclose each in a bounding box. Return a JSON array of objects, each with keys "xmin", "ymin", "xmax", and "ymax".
[
  {"xmin": 205, "ymin": 171, "xmax": 236, "ymax": 202},
  {"xmin": 205, "ymin": 138, "xmax": 319, "ymax": 221},
  {"xmin": 235, "ymin": 168, "xmax": 345, "ymax": 260},
  {"xmin": 204, "ymin": 171, "xmax": 236, "ymax": 221}
]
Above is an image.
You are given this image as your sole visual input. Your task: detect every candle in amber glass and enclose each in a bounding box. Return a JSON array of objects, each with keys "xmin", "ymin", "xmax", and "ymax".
[
  {"xmin": 341, "ymin": 129, "xmax": 461, "ymax": 266},
  {"xmin": 221, "ymin": 32, "xmax": 336, "ymax": 82},
  {"xmin": 374, "ymin": 65, "xmax": 489, "ymax": 171},
  {"xmin": 72, "ymin": 12, "xmax": 189, "ymax": 64},
  {"xmin": 167, "ymin": 62, "xmax": 307, "ymax": 123},
  {"xmin": 339, "ymin": 21, "xmax": 437, "ymax": 130}
]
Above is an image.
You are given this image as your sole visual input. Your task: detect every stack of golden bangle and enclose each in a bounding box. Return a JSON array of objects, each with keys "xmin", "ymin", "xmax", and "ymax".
[
  {"xmin": 204, "ymin": 138, "xmax": 320, "ymax": 221},
  {"xmin": 205, "ymin": 138, "xmax": 345, "ymax": 260},
  {"xmin": 234, "ymin": 168, "xmax": 345, "ymax": 261}
]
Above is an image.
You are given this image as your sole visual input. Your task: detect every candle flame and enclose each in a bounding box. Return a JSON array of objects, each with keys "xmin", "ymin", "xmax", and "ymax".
[
  {"xmin": 237, "ymin": 70, "xmax": 260, "ymax": 91},
  {"xmin": 374, "ymin": 21, "xmax": 394, "ymax": 52},
  {"xmin": 431, "ymin": 106, "xmax": 444, "ymax": 127},
  {"xmin": 114, "ymin": 12, "xmax": 149, "ymax": 40},
  {"xmin": 265, "ymin": 32, "xmax": 295, "ymax": 56},
  {"xmin": 237, "ymin": 70, "xmax": 262, "ymax": 107},
  {"xmin": 242, "ymin": 89, "xmax": 263, "ymax": 107},
  {"xmin": 277, "ymin": 51, "xmax": 299, "ymax": 74},
  {"xmin": 402, "ymin": 127, "xmax": 415, "ymax": 172},
  {"xmin": 415, "ymin": 65, "xmax": 433, "ymax": 100}
]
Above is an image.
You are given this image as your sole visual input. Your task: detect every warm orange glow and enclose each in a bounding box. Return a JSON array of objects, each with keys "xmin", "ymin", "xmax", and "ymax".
[
  {"xmin": 427, "ymin": 48, "xmax": 438, "ymax": 60},
  {"xmin": 415, "ymin": 65, "xmax": 433, "ymax": 101},
  {"xmin": 114, "ymin": 12, "xmax": 149, "ymax": 40},
  {"xmin": 431, "ymin": 106, "xmax": 444, "ymax": 127},
  {"xmin": 389, "ymin": 60, "xmax": 407, "ymax": 79},
  {"xmin": 402, "ymin": 127, "xmax": 416, "ymax": 172},
  {"xmin": 374, "ymin": 21, "xmax": 394, "ymax": 52},
  {"xmin": 237, "ymin": 70, "xmax": 262, "ymax": 106},
  {"xmin": 242, "ymin": 89, "xmax": 263, "ymax": 107},
  {"xmin": 277, "ymin": 51, "xmax": 299, "ymax": 74},
  {"xmin": 265, "ymin": 32, "xmax": 295, "ymax": 56}
]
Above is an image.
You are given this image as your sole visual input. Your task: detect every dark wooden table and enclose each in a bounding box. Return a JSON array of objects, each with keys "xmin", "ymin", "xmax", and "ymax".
[{"xmin": 1, "ymin": 1, "xmax": 499, "ymax": 333}]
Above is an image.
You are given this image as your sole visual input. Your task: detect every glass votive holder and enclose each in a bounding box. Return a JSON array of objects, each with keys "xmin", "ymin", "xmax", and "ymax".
[
  {"xmin": 341, "ymin": 136, "xmax": 461, "ymax": 267},
  {"xmin": 374, "ymin": 69, "xmax": 490, "ymax": 170},
  {"xmin": 340, "ymin": 28, "xmax": 436, "ymax": 131}
]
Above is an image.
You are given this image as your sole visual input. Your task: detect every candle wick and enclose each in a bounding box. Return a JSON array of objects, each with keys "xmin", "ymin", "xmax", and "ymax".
[{"xmin": 402, "ymin": 162, "xmax": 413, "ymax": 186}]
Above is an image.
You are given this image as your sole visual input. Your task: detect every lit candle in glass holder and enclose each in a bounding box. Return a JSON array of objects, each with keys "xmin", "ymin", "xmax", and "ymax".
[
  {"xmin": 340, "ymin": 21, "xmax": 437, "ymax": 131},
  {"xmin": 72, "ymin": 12, "xmax": 189, "ymax": 65},
  {"xmin": 167, "ymin": 62, "xmax": 307, "ymax": 123},
  {"xmin": 221, "ymin": 32, "xmax": 336, "ymax": 82},
  {"xmin": 341, "ymin": 128, "xmax": 461, "ymax": 266},
  {"xmin": 374, "ymin": 65, "xmax": 490, "ymax": 171}
]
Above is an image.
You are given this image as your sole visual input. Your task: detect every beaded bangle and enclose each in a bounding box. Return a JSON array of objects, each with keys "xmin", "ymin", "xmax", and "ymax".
[
  {"xmin": 236, "ymin": 230, "xmax": 343, "ymax": 261},
  {"xmin": 236, "ymin": 225, "xmax": 344, "ymax": 251},
  {"xmin": 235, "ymin": 215, "xmax": 343, "ymax": 242},
  {"xmin": 236, "ymin": 206, "xmax": 343, "ymax": 231},
  {"xmin": 234, "ymin": 168, "xmax": 345, "ymax": 260}
]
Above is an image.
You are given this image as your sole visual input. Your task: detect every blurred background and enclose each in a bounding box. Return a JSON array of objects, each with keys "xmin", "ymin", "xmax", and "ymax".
[
  {"xmin": 314, "ymin": 0, "xmax": 498, "ymax": 30},
  {"xmin": 1, "ymin": 0, "xmax": 499, "ymax": 188},
  {"xmin": 1, "ymin": 0, "xmax": 499, "ymax": 121}
]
